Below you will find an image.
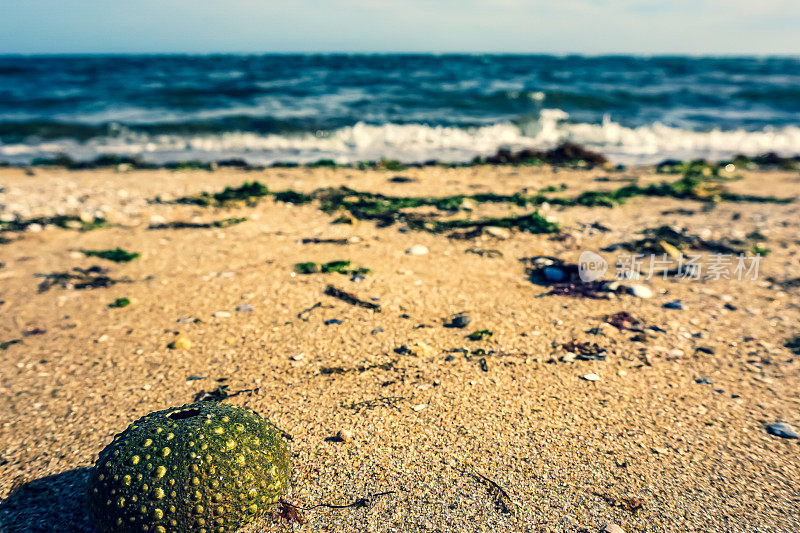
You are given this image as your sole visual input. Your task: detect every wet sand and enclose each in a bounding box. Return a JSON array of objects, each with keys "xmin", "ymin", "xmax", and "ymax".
[{"xmin": 0, "ymin": 164, "xmax": 799, "ymax": 532}]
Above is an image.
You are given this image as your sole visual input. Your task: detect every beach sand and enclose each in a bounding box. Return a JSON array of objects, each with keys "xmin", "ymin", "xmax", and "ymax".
[{"xmin": 0, "ymin": 164, "xmax": 799, "ymax": 532}]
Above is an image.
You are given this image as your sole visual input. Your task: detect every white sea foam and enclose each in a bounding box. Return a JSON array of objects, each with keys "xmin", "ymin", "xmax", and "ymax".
[{"xmin": 1, "ymin": 109, "xmax": 799, "ymax": 166}]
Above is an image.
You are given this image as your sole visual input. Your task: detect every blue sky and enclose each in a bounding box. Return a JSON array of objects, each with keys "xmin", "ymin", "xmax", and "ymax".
[{"xmin": 1, "ymin": 0, "xmax": 798, "ymax": 55}]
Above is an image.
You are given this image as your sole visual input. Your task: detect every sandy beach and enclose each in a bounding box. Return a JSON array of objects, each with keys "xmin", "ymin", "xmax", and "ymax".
[{"xmin": 0, "ymin": 163, "xmax": 799, "ymax": 532}]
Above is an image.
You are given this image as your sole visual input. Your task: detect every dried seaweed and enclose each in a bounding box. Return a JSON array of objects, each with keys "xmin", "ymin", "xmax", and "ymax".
[
  {"xmin": 35, "ymin": 266, "xmax": 130, "ymax": 292},
  {"xmin": 608, "ymin": 225, "xmax": 742, "ymax": 255},
  {"xmin": 108, "ymin": 298, "xmax": 131, "ymax": 308},
  {"xmin": 171, "ymin": 181, "xmax": 270, "ymax": 207},
  {"xmin": 0, "ymin": 339, "xmax": 22, "ymax": 350},
  {"xmin": 81, "ymin": 248, "xmax": 140, "ymax": 263},
  {"xmin": 320, "ymin": 361, "xmax": 394, "ymax": 375},
  {"xmin": 467, "ymin": 329, "xmax": 493, "ymax": 341},
  {"xmin": 421, "ymin": 212, "xmax": 558, "ymax": 234},
  {"xmin": 1, "ymin": 215, "xmax": 107, "ymax": 233},
  {"xmin": 193, "ymin": 383, "xmax": 258, "ymax": 402},
  {"xmin": 148, "ymin": 217, "xmax": 247, "ymax": 230},
  {"xmin": 604, "ymin": 311, "xmax": 642, "ymax": 331},
  {"xmin": 294, "ymin": 260, "xmax": 370, "ymax": 276}
]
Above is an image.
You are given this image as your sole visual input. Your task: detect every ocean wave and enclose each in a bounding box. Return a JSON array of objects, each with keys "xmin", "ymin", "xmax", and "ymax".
[{"xmin": 1, "ymin": 109, "xmax": 799, "ymax": 166}]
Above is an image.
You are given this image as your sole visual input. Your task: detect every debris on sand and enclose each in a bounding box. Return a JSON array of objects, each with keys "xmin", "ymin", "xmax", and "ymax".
[
  {"xmin": 148, "ymin": 217, "xmax": 247, "ymax": 230},
  {"xmin": 193, "ymin": 382, "xmax": 258, "ymax": 402},
  {"xmin": 523, "ymin": 256, "xmax": 610, "ymax": 299},
  {"xmin": 604, "ymin": 311, "xmax": 642, "ymax": 331},
  {"xmin": 324, "ymin": 284, "xmax": 381, "ymax": 311},
  {"xmin": 35, "ymin": 266, "xmax": 130, "ymax": 292},
  {"xmin": 1, "ymin": 215, "xmax": 107, "ymax": 233},
  {"xmin": 475, "ymin": 142, "xmax": 608, "ymax": 168},
  {"xmin": 320, "ymin": 361, "xmax": 394, "ymax": 375},
  {"xmin": 294, "ymin": 260, "xmax": 370, "ymax": 276},
  {"xmin": 465, "ymin": 248, "xmax": 503, "ymax": 258},
  {"xmin": 0, "ymin": 339, "xmax": 22, "ymax": 350},
  {"xmin": 297, "ymin": 301, "xmax": 333, "ymax": 321},
  {"xmin": 605, "ymin": 225, "xmax": 743, "ymax": 255},
  {"xmin": 301, "ymin": 237, "xmax": 352, "ymax": 245},
  {"xmin": 344, "ymin": 396, "xmax": 406, "ymax": 412},
  {"xmin": 444, "ymin": 312, "xmax": 471, "ymax": 329},
  {"xmin": 276, "ymin": 500, "xmax": 306, "ymax": 525},
  {"xmin": 81, "ymin": 248, "xmax": 140, "ymax": 263},
  {"xmin": 434, "ymin": 212, "xmax": 559, "ymax": 235},
  {"xmin": 783, "ymin": 334, "xmax": 800, "ymax": 355},
  {"xmin": 169, "ymin": 181, "xmax": 270, "ymax": 207},
  {"xmin": 594, "ymin": 491, "xmax": 645, "ymax": 514},
  {"xmin": 108, "ymin": 297, "xmax": 131, "ymax": 308},
  {"xmin": 467, "ymin": 329, "xmax": 493, "ymax": 341},
  {"xmin": 460, "ymin": 459, "xmax": 520, "ymax": 517},
  {"xmin": 562, "ymin": 341, "xmax": 608, "ymax": 361}
]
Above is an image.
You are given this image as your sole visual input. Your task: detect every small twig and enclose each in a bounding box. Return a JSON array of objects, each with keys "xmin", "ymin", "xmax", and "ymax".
[
  {"xmin": 324, "ymin": 285, "xmax": 381, "ymax": 311},
  {"xmin": 461, "ymin": 460, "xmax": 520, "ymax": 517},
  {"xmin": 297, "ymin": 301, "xmax": 331, "ymax": 321},
  {"xmin": 301, "ymin": 237, "xmax": 351, "ymax": 245},
  {"xmin": 344, "ymin": 396, "xmax": 406, "ymax": 412},
  {"xmin": 280, "ymin": 491, "xmax": 396, "ymax": 512}
]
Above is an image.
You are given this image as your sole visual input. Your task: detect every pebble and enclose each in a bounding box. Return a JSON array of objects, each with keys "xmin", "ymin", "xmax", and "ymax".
[
  {"xmin": 484, "ymin": 226, "xmax": 510, "ymax": 239},
  {"xmin": 235, "ymin": 304, "xmax": 254, "ymax": 312},
  {"xmin": 445, "ymin": 312, "xmax": 471, "ymax": 329},
  {"xmin": 412, "ymin": 404, "xmax": 427, "ymax": 412},
  {"xmin": 543, "ymin": 267, "xmax": 565, "ymax": 282},
  {"xmin": 664, "ymin": 300, "xmax": 684, "ymax": 310},
  {"xmin": 169, "ymin": 336, "xmax": 192, "ymax": 350},
  {"xmin": 212, "ymin": 311, "xmax": 231, "ymax": 318},
  {"xmin": 581, "ymin": 373, "xmax": 601, "ymax": 382},
  {"xmin": 602, "ymin": 524, "xmax": 626, "ymax": 533},
  {"xmin": 627, "ymin": 284, "xmax": 653, "ymax": 298},
  {"xmin": 406, "ymin": 245, "xmax": 429, "ymax": 255},
  {"xmin": 397, "ymin": 342, "xmax": 435, "ymax": 357},
  {"xmin": 336, "ymin": 429, "xmax": 354, "ymax": 442},
  {"xmin": 766, "ymin": 422, "xmax": 798, "ymax": 439},
  {"xmin": 324, "ymin": 318, "xmax": 343, "ymax": 325},
  {"xmin": 460, "ymin": 198, "xmax": 476, "ymax": 211}
]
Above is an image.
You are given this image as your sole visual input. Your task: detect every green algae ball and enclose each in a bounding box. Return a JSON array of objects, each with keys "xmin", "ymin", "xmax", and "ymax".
[{"xmin": 87, "ymin": 402, "xmax": 291, "ymax": 533}]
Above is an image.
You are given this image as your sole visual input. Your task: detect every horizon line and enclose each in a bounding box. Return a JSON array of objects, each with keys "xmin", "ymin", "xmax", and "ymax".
[{"xmin": 1, "ymin": 51, "xmax": 799, "ymax": 59}]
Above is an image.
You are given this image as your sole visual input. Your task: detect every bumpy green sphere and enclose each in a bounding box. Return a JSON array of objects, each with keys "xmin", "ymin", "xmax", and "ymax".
[{"xmin": 87, "ymin": 402, "xmax": 291, "ymax": 533}]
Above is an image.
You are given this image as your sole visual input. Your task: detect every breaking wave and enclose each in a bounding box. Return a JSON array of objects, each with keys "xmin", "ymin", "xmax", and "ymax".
[{"xmin": 1, "ymin": 109, "xmax": 799, "ymax": 166}]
